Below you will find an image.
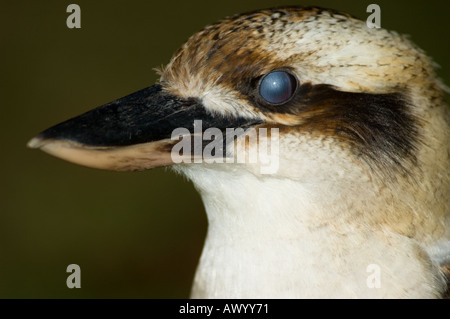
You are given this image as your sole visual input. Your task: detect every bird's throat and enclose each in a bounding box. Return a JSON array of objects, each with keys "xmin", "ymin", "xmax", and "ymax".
[{"xmin": 178, "ymin": 165, "xmax": 446, "ymax": 298}]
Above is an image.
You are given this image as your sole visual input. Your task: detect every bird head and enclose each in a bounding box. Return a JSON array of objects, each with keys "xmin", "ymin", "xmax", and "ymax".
[{"xmin": 28, "ymin": 6, "xmax": 450, "ymax": 281}]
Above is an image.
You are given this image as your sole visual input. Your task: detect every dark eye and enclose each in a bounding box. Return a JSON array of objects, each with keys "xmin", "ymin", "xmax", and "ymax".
[{"xmin": 259, "ymin": 71, "xmax": 297, "ymax": 104}]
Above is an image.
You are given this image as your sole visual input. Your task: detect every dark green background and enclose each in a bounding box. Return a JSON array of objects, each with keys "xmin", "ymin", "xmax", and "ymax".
[{"xmin": 1, "ymin": 0, "xmax": 449, "ymax": 298}]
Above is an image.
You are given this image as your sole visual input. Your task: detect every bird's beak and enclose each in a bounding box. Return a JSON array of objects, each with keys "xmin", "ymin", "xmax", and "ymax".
[{"xmin": 27, "ymin": 84, "xmax": 260, "ymax": 171}]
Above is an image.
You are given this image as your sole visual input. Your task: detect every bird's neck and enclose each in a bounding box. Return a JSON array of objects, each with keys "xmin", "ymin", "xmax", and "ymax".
[
  {"xmin": 190, "ymin": 171, "xmax": 323, "ymax": 298},
  {"xmin": 178, "ymin": 165, "xmax": 444, "ymax": 298}
]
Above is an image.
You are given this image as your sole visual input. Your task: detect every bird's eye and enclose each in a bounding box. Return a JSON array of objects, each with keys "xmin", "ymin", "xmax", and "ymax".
[{"xmin": 259, "ymin": 71, "xmax": 297, "ymax": 104}]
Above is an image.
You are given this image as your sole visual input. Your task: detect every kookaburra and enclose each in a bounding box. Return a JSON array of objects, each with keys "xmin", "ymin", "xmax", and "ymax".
[{"xmin": 28, "ymin": 7, "xmax": 450, "ymax": 298}]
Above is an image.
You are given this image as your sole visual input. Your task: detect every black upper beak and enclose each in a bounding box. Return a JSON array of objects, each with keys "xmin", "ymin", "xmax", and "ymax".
[{"xmin": 28, "ymin": 84, "xmax": 261, "ymax": 171}]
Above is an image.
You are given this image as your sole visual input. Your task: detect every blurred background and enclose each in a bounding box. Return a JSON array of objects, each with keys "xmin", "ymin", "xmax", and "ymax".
[{"xmin": 1, "ymin": 0, "xmax": 449, "ymax": 298}]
